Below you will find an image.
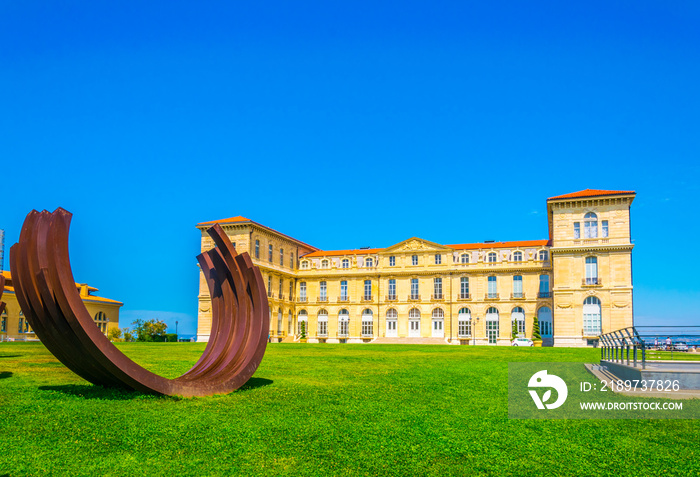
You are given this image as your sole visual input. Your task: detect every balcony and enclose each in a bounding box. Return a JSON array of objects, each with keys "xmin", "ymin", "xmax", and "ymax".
[
  {"xmin": 278, "ymin": 294, "xmax": 285, "ymax": 301},
  {"xmin": 361, "ymin": 295, "xmax": 373, "ymax": 302},
  {"xmin": 511, "ymin": 292, "xmax": 525, "ymax": 300},
  {"xmin": 538, "ymin": 291, "xmax": 552, "ymax": 299},
  {"xmin": 582, "ymin": 278, "xmax": 602, "ymax": 287},
  {"xmin": 457, "ymin": 293, "xmax": 471, "ymax": 301},
  {"xmin": 317, "ymin": 296, "xmax": 329, "ymax": 303},
  {"xmin": 337, "ymin": 296, "xmax": 350, "ymax": 303},
  {"xmin": 408, "ymin": 294, "xmax": 421, "ymax": 301},
  {"xmin": 297, "ymin": 297, "xmax": 308, "ymax": 303},
  {"xmin": 431, "ymin": 293, "xmax": 444, "ymax": 301},
  {"xmin": 485, "ymin": 293, "xmax": 500, "ymax": 300},
  {"xmin": 386, "ymin": 294, "xmax": 398, "ymax": 302}
]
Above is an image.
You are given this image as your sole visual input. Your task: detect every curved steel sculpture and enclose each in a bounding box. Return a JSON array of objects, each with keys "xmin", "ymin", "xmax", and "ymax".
[
  {"xmin": 9, "ymin": 208, "xmax": 269, "ymax": 397},
  {"xmin": 0, "ymin": 274, "xmax": 5, "ymax": 318}
]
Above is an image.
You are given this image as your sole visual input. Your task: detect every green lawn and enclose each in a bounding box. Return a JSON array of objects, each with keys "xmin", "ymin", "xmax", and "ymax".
[{"xmin": 1, "ymin": 342, "xmax": 699, "ymax": 476}]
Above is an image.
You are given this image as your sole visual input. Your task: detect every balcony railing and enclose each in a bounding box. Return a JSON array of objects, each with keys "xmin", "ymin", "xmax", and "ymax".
[
  {"xmin": 317, "ymin": 296, "xmax": 329, "ymax": 303},
  {"xmin": 278, "ymin": 294, "xmax": 285, "ymax": 301},
  {"xmin": 538, "ymin": 291, "xmax": 551, "ymax": 299},
  {"xmin": 485, "ymin": 293, "xmax": 500, "ymax": 300},
  {"xmin": 386, "ymin": 294, "xmax": 398, "ymax": 301},
  {"xmin": 431, "ymin": 294, "xmax": 444, "ymax": 300},
  {"xmin": 408, "ymin": 294, "xmax": 421, "ymax": 301},
  {"xmin": 361, "ymin": 295, "xmax": 373, "ymax": 302},
  {"xmin": 337, "ymin": 296, "xmax": 349, "ymax": 303},
  {"xmin": 458, "ymin": 293, "xmax": 471, "ymax": 300},
  {"xmin": 582, "ymin": 278, "xmax": 602, "ymax": 286},
  {"xmin": 511, "ymin": 292, "xmax": 525, "ymax": 299},
  {"xmin": 298, "ymin": 297, "xmax": 308, "ymax": 303}
]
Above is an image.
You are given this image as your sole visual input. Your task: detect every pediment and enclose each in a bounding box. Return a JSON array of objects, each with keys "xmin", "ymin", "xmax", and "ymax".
[{"xmin": 380, "ymin": 237, "xmax": 453, "ymax": 254}]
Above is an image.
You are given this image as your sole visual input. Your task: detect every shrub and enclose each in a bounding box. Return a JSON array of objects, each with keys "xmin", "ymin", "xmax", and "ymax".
[{"xmin": 532, "ymin": 314, "xmax": 542, "ymax": 340}]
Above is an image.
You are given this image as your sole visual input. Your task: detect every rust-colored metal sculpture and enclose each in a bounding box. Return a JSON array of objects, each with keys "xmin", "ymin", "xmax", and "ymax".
[
  {"xmin": 0, "ymin": 274, "xmax": 5, "ymax": 317},
  {"xmin": 9, "ymin": 208, "xmax": 269, "ymax": 397}
]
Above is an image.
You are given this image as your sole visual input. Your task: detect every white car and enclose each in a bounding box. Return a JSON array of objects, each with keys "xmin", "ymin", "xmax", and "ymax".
[{"xmin": 511, "ymin": 338, "xmax": 534, "ymax": 347}]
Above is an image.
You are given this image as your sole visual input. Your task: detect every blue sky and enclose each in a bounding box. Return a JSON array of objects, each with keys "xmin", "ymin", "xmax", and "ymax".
[{"xmin": 1, "ymin": 1, "xmax": 699, "ymax": 335}]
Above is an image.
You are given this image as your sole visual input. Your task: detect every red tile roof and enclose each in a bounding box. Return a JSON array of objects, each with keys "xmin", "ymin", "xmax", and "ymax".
[
  {"xmin": 302, "ymin": 248, "xmax": 385, "ymax": 258},
  {"xmin": 196, "ymin": 216, "xmax": 251, "ymax": 226},
  {"xmin": 196, "ymin": 216, "xmax": 319, "ymax": 251},
  {"xmin": 447, "ymin": 240, "xmax": 550, "ymax": 250},
  {"xmin": 547, "ymin": 189, "xmax": 635, "ymax": 201}
]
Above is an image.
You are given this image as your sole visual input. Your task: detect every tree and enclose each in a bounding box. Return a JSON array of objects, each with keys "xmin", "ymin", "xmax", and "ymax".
[
  {"xmin": 123, "ymin": 330, "xmax": 135, "ymax": 342},
  {"xmin": 131, "ymin": 318, "xmax": 168, "ymax": 342},
  {"xmin": 532, "ymin": 314, "xmax": 542, "ymax": 341},
  {"xmin": 299, "ymin": 321, "xmax": 307, "ymax": 340},
  {"xmin": 107, "ymin": 327, "xmax": 123, "ymax": 342},
  {"xmin": 512, "ymin": 319, "xmax": 518, "ymax": 340}
]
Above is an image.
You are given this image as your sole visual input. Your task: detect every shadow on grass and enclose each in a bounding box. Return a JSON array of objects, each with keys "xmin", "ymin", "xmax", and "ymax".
[
  {"xmin": 0, "ymin": 371, "xmax": 12, "ymax": 379},
  {"xmin": 237, "ymin": 377, "xmax": 273, "ymax": 392},
  {"xmin": 0, "ymin": 354, "xmax": 23, "ymax": 359},
  {"xmin": 38, "ymin": 384, "xmax": 146, "ymax": 400}
]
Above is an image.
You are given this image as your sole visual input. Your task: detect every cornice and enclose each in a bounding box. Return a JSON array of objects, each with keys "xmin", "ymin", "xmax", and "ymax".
[{"xmin": 550, "ymin": 244, "xmax": 634, "ymax": 253}]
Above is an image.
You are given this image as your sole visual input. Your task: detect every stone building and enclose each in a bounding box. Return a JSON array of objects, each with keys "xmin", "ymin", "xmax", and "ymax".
[
  {"xmin": 196, "ymin": 189, "xmax": 635, "ymax": 347},
  {"xmin": 1, "ymin": 270, "xmax": 122, "ymax": 341}
]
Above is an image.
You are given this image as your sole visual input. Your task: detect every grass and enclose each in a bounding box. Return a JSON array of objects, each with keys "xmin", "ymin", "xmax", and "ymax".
[{"xmin": 0, "ymin": 342, "xmax": 699, "ymax": 476}]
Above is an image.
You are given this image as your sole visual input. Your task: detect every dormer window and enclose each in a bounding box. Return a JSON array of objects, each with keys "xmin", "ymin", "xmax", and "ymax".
[
  {"xmin": 512, "ymin": 251, "xmax": 523, "ymax": 262},
  {"xmin": 539, "ymin": 250, "xmax": 549, "ymax": 261},
  {"xmin": 342, "ymin": 258, "xmax": 350, "ymax": 269},
  {"xmin": 584, "ymin": 212, "xmax": 598, "ymax": 239},
  {"xmin": 301, "ymin": 261, "xmax": 309, "ymax": 269},
  {"xmin": 365, "ymin": 258, "xmax": 374, "ymax": 268},
  {"xmin": 487, "ymin": 252, "xmax": 497, "ymax": 263},
  {"xmin": 460, "ymin": 253, "xmax": 469, "ymax": 264},
  {"xmin": 321, "ymin": 259, "xmax": 330, "ymax": 269}
]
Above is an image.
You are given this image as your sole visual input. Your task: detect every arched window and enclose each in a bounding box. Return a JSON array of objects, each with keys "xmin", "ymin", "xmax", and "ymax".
[
  {"xmin": 409, "ymin": 308, "xmax": 421, "ymax": 319},
  {"xmin": 460, "ymin": 253, "xmax": 470, "ymax": 264},
  {"xmin": 513, "ymin": 275, "xmax": 523, "ymax": 298},
  {"xmin": 584, "ymin": 212, "xmax": 598, "ymax": 239},
  {"xmin": 361, "ymin": 309, "xmax": 373, "ymax": 337},
  {"xmin": 485, "ymin": 307, "xmax": 499, "ymax": 344},
  {"xmin": 408, "ymin": 308, "xmax": 421, "ymax": 337},
  {"xmin": 458, "ymin": 307, "xmax": 471, "ymax": 337},
  {"xmin": 342, "ymin": 258, "xmax": 350, "ymax": 269},
  {"xmin": 432, "ymin": 308, "xmax": 444, "ymax": 318},
  {"xmin": 317, "ymin": 309, "xmax": 328, "ymax": 337},
  {"xmin": 94, "ymin": 311, "xmax": 108, "ymax": 334},
  {"xmin": 297, "ymin": 309, "xmax": 308, "ymax": 335},
  {"xmin": 487, "ymin": 252, "xmax": 497, "ymax": 263},
  {"xmin": 431, "ymin": 308, "xmax": 444, "ymax": 337},
  {"xmin": 512, "ymin": 251, "xmax": 523, "ymax": 262},
  {"xmin": 583, "ymin": 297, "xmax": 602, "ymax": 335},
  {"xmin": 585, "ymin": 257, "xmax": 598, "ymax": 285},
  {"xmin": 365, "ymin": 258, "xmax": 374, "ymax": 268},
  {"xmin": 386, "ymin": 308, "xmax": 397, "ymax": 336},
  {"xmin": 338, "ymin": 309, "xmax": 349, "ymax": 337},
  {"xmin": 511, "ymin": 307, "xmax": 525, "ymax": 336},
  {"xmin": 386, "ymin": 309, "xmax": 398, "ymax": 318},
  {"xmin": 538, "ymin": 306, "xmax": 552, "ymax": 337}
]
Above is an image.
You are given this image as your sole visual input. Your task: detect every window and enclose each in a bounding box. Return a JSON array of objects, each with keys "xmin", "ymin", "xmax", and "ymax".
[
  {"xmin": 585, "ymin": 257, "xmax": 598, "ymax": 284},
  {"xmin": 342, "ymin": 259, "xmax": 350, "ymax": 269},
  {"xmin": 433, "ymin": 278, "xmax": 442, "ymax": 299},
  {"xmin": 512, "ymin": 251, "xmax": 523, "ymax": 262},
  {"xmin": 409, "ymin": 308, "xmax": 420, "ymax": 319},
  {"xmin": 1, "ymin": 310, "xmax": 6, "ymax": 333},
  {"xmin": 539, "ymin": 275, "xmax": 550, "ymax": 298},
  {"xmin": 602, "ymin": 220, "xmax": 609, "ymax": 238},
  {"xmin": 435, "ymin": 254, "xmax": 441, "ymax": 265},
  {"xmin": 301, "ymin": 260, "xmax": 309, "ymax": 269},
  {"xmin": 538, "ymin": 307, "xmax": 552, "ymax": 337},
  {"xmin": 458, "ymin": 308, "xmax": 471, "ymax": 337},
  {"xmin": 279, "ymin": 248, "xmax": 284, "ymax": 266},
  {"xmin": 289, "ymin": 281, "xmax": 293, "ymax": 300},
  {"xmin": 297, "ymin": 310, "xmax": 308, "ymax": 335},
  {"xmin": 574, "ymin": 222, "xmax": 581, "ymax": 239},
  {"xmin": 432, "ymin": 308, "xmax": 444, "ymax": 318},
  {"xmin": 318, "ymin": 310, "xmax": 328, "ymax": 337},
  {"xmin": 255, "ymin": 240, "xmax": 260, "ymax": 259},
  {"xmin": 487, "ymin": 252, "xmax": 497, "ymax": 263},
  {"xmin": 410, "ymin": 278, "xmax": 419, "ymax": 299},
  {"xmin": 487, "ymin": 276, "xmax": 497, "ymax": 299},
  {"xmin": 300, "ymin": 282, "xmax": 307, "ymax": 301},
  {"xmin": 288, "ymin": 311, "xmax": 293, "ymax": 334},
  {"xmin": 412, "ymin": 255, "xmax": 418, "ymax": 266},
  {"xmin": 279, "ymin": 279, "xmax": 283, "ymax": 299},
  {"xmin": 361, "ymin": 310, "xmax": 373, "ymax": 337},
  {"xmin": 460, "ymin": 277, "xmax": 469, "ymax": 299},
  {"xmin": 387, "ymin": 308, "xmax": 398, "ymax": 336},
  {"xmin": 93, "ymin": 312, "xmax": 108, "ymax": 333},
  {"xmin": 460, "ymin": 253, "xmax": 470, "ymax": 264},
  {"xmin": 290, "ymin": 252, "xmax": 295, "ymax": 269},
  {"xmin": 277, "ymin": 308, "xmax": 283, "ymax": 334},
  {"xmin": 584, "ymin": 212, "xmax": 598, "ymax": 239},
  {"xmin": 321, "ymin": 259, "xmax": 329, "ymax": 269},
  {"xmin": 365, "ymin": 258, "xmax": 374, "ymax": 268},
  {"xmin": 338, "ymin": 309, "xmax": 349, "ymax": 337},
  {"xmin": 389, "ymin": 256, "xmax": 396, "ymax": 266},
  {"xmin": 583, "ymin": 297, "xmax": 602, "ymax": 335},
  {"xmin": 364, "ymin": 280, "xmax": 372, "ymax": 300},
  {"xmin": 388, "ymin": 279, "xmax": 396, "ymax": 300},
  {"xmin": 232, "ymin": 241, "xmax": 236, "ymax": 250},
  {"xmin": 340, "ymin": 280, "xmax": 348, "ymax": 300},
  {"xmin": 513, "ymin": 275, "xmax": 523, "ymax": 298},
  {"xmin": 539, "ymin": 250, "xmax": 549, "ymax": 261},
  {"xmin": 267, "ymin": 276, "xmax": 272, "ymax": 297},
  {"xmin": 18, "ymin": 311, "xmax": 24, "ymax": 333},
  {"xmin": 320, "ymin": 281, "xmax": 327, "ymax": 301},
  {"xmin": 512, "ymin": 307, "xmax": 525, "ymax": 336},
  {"xmin": 268, "ymin": 244, "xmax": 273, "ymax": 262}
]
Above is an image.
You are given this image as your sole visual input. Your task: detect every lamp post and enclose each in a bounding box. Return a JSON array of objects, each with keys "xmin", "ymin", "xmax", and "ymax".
[{"xmin": 175, "ymin": 321, "xmax": 178, "ymax": 342}]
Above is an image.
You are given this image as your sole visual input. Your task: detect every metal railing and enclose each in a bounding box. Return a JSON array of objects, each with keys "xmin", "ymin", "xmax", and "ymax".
[
  {"xmin": 582, "ymin": 278, "xmax": 602, "ymax": 286},
  {"xmin": 511, "ymin": 292, "xmax": 525, "ymax": 299},
  {"xmin": 538, "ymin": 291, "xmax": 551, "ymax": 298},
  {"xmin": 600, "ymin": 326, "xmax": 700, "ymax": 368}
]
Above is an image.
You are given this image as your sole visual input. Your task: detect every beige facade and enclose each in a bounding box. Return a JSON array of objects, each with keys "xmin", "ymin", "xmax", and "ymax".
[
  {"xmin": 1, "ymin": 270, "xmax": 122, "ymax": 341},
  {"xmin": 196, "ymin": 190, "xmax": 635, "ymax": 347}
]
